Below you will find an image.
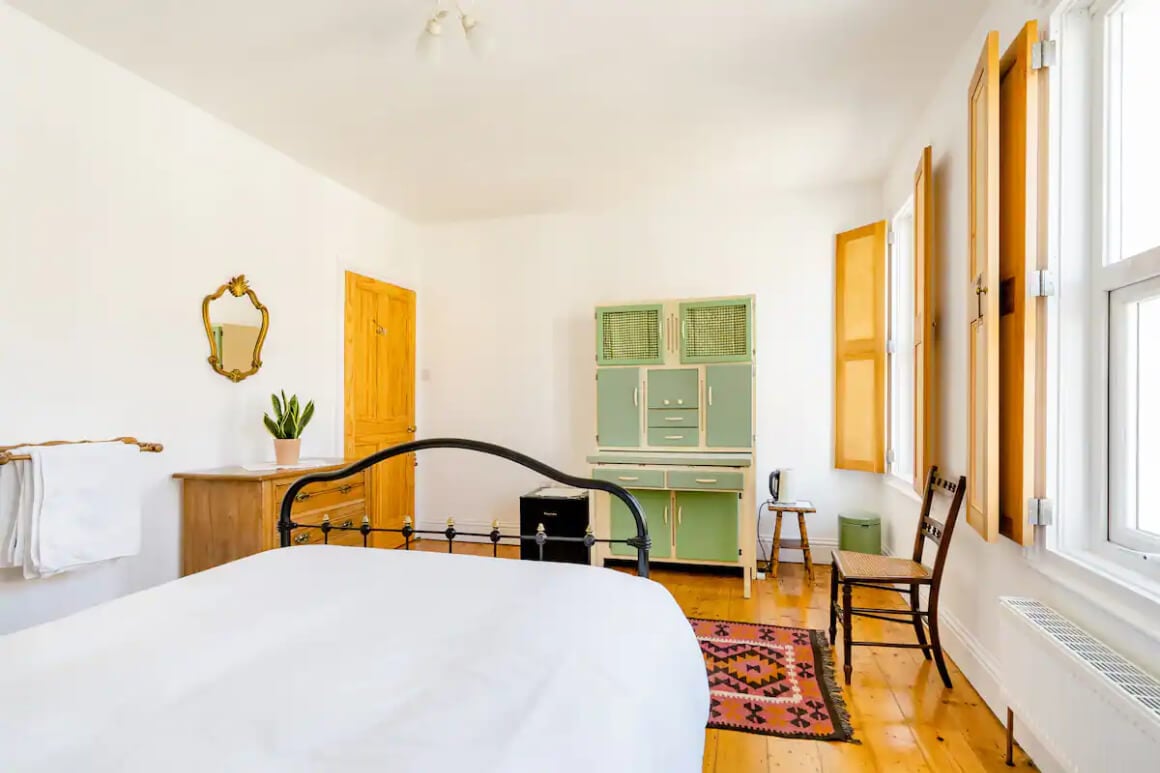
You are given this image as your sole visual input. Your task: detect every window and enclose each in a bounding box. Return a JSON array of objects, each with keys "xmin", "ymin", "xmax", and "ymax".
[
  {"xmin": 1051, "ymin": 0, "xmax": 1160, "ymax": 584},
  {"xmin": 888, "ymin": 199, "xmax": 915, "ymax": 487}
]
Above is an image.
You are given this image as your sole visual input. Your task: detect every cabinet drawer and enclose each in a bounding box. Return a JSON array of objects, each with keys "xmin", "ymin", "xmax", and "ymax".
[
  {"xmin": 667, "ymin": 470, "xmax": 744, "ymax": 491},
  {"xmin": 647, "ymin": 409, "xmax": 698, "ymax": 428},
  {"xmin": 591, "ymin": 467, "xmax": 666, "ymax": 488},
  {"xmin": 647, "ymin": 428, "xmax": 698, "ymax": 447},
  {"xmin": 287, "ymin": 503, "xmax": 367, "ymax": 546},
  {"xmin": 647, "ymin": 369, "xmax": 698, "ymax": 408},
  {"xmin": 274, "ymin": 477, "xmax": 364, "ymax": 516}
]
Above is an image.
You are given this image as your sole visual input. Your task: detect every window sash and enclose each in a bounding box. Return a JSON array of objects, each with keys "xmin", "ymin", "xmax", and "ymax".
[{"xmin": 888, "ymin": 199, "xmax": 915, "ymax": 486}]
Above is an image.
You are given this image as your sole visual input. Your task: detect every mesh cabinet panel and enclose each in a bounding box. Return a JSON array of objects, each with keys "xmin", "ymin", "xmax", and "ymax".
[
  {"xmin": 601, "ymin": 308, "xmax": 661, "ymax": 362},
  {"xmin": 685, "ymin": 304, "xmax": 749, "ymax": 359}
]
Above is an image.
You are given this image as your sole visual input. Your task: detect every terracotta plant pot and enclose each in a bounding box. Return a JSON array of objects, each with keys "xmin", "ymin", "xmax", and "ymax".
[{"xmin": 274, "ymin": 438, "xmax": 302, "ymax": 466}]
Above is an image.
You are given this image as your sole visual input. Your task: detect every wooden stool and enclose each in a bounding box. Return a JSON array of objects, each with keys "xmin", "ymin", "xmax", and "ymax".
[{"xmin": 767, "ymin": 501, "xmax": 816, "ymax": 580}]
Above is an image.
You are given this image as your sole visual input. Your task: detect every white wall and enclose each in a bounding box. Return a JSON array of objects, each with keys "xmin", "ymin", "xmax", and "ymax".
[
  {"xmin": 878, "ymin": 0, "xmax": 1159, "ymax": 768},
  {"xmin": 0, "ymin": 5, "xmax": 419, "ymax": 632},
  {"xmin": 413, "ymin": 184, "xmax": 886, "ymax": 559}
]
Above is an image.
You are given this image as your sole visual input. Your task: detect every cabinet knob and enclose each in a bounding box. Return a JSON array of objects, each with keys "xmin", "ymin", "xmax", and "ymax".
[
  {"xmin": 664, "ymin": 399, "xmax": 670, "ymax": 405},
  {"xmin": 677, "ymin": 399, "xmax": 684, "ymax": 405}
]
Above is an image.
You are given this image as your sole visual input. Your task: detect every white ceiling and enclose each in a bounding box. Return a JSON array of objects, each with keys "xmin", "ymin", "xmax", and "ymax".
[{"xmin": 10, "ymin": 0, "xmax": 988, "ymax": 222}]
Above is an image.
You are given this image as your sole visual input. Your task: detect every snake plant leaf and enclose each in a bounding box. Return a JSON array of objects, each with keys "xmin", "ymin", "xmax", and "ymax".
[
  {"xmin": 270, "ymin": 393, "xmax": 284, "ymax": 424},
  {"xmin": 263, "ymin": 413, "xmax": 282, "ymax": 438},
  {"xmin": 298, "ymin": 401, "xmax": 315, "ymax": 435}
]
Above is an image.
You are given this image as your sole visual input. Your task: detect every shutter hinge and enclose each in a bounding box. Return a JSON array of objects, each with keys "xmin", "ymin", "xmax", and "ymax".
[
  {"xmin": 886, "ymin": 339, "xmax": 896, "ymax": 355},
  {"xmin": 887, "ymin": 230, "xmax": 895, "ymax": 246},
  {"xmin": 886, "ymin": 448, "xmax": 896, "ymax": 465},
  {"xmin": 1030, "ymin": 269, "xmax": 1056, "ymax": 297},
  {"xmin": 1028, "ymin": 497, "xmax": 1053, "ymax": 527},
  {"xmin": 1032, "ymin": 40, "xmax": 1058, "ymax": 71}
]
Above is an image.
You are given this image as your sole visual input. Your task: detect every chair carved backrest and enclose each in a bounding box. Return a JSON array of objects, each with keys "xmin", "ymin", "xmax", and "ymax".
[{"xmin": 910, "ymin": 466, "xmax": 967, "ymax": 585}]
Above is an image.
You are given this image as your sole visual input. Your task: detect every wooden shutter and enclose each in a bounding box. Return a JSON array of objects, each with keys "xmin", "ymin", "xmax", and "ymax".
[
  {"xmin": 913, "ymin": 146, "xmax": 937, "ymax": 495},
  {"xmin": 968, "ymin": 31, "xmax": 1001, "ymax": 542},
  {"xmin": 998, "ymin": 21, "xmax": 1047, "ymax": 546},
  {"xmin": 834, "ymin": 221, "xmax": 887, "ymax": 473}
]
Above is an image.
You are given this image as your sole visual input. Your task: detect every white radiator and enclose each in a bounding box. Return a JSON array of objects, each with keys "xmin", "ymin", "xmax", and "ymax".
[{"xmin": 999, "ymin": 597, "xmax": 1160, "ymax": 772}]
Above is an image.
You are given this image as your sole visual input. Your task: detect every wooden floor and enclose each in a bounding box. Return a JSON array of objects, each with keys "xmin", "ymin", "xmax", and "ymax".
[{"xmin": 412, "ymin": 541, "xmax": 1034, "ymax": 772}]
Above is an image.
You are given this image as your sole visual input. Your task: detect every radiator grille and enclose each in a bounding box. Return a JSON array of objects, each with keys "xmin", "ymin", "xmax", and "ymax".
[
  {"xmin": 685, "ymin": 304, "xmax": 748, "ymax": 358},
  {"xmin": 1002, "ymin": 598, "xmax": 1160, "ymax": 716},
  {"xmin": 600, "ymin": 308, "xmax": 660, "ymax": 362}
]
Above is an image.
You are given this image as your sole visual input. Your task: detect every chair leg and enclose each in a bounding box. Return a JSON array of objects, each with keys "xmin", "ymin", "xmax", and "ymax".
[
  {"xmin": 910, "ymin": 586, "xmax": 931, "ymax": 660},
  {"xmin": 842, "ymin": 581, "xmax": 853, "ymax": 685},
  {"xmin": 828, "ymin": 561, "xmax": 839, "ymax": 645},
  {"xmin": 929, "ymin": 599, "xmax": 953, "ymax": 689}
]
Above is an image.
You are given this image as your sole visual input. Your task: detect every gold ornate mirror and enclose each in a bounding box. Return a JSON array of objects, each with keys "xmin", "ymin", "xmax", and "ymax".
[{"xmin": 202, "ymin": 275, "xmax": 269, "ymax": 382}]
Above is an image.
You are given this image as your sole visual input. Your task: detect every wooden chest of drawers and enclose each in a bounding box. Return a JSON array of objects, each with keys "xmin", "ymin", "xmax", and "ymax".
[{"xmin": 174, "ymin": 460, "xmax": 372, "ymax": 575}]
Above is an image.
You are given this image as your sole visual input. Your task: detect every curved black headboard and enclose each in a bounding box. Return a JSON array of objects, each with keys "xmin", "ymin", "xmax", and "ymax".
[{"xmin": 278, "ymin": 438, "xmax": 652, "ymax": 577}]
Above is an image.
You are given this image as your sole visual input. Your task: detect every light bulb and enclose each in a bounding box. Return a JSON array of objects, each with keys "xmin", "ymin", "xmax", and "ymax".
[
  {"xmin": 461, "ymin": 15, "xmax": 493, "ymax": 59},
  {"xmin": 416, "ymin": 17, "xmax": 443, "ymax": 63}
]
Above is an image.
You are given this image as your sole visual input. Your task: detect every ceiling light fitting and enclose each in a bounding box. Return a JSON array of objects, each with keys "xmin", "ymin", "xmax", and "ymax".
[{"xmin": 417, "ymin": 1, "xmax": 492, "ymax": 62}]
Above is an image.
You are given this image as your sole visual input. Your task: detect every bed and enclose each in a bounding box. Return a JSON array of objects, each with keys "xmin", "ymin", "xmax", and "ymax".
[{"xmin": 0, "ymin": 440, "xmax": 709, "ymax": 772}]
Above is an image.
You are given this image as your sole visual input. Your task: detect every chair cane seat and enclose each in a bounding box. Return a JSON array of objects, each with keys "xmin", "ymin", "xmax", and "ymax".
[{"xmin": 832, "ymin": 550, "xmax": 930, "ymax": 581}]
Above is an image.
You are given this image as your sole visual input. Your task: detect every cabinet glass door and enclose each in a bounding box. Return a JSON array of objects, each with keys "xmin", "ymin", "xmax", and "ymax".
[
  {"xmin": 674, "ymin": 491, "xmax": 739, "ymax": 562},
  {"xmin": 596, "ymin": 368, "xmax": 641, "ymax": 447},
  {"xmin": 610, "ymin": 489, "xmax": 672, "ymax": 559},
  {"xmin": 706, "ymin": 364, "xmax": 753, "ymax": 447},
  {"xmin": 679, "ymin": 298, "xmax": 753, "ymax": 363},
  {"xmin": 596, "ymin": 305, "xmax": 665, "ymax": 365}
]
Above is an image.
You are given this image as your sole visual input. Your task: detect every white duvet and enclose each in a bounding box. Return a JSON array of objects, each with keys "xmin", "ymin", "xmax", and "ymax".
[{"xmin": 0, "ymin": 546, "xmax": 708, "ymax": 772}]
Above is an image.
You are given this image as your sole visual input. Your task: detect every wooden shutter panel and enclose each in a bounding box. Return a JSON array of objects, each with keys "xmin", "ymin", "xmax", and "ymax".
[
  {"xmin": 968, "ymin": 31, "xmax": 1001, "ymax": 542},
  {"xmin": 998, "ymin": 21, "xmax": 1047, "ymax": 546},
  {"xmin": 834, "ymin": 221, "xmax": 887, "ymax": 473},
  {"xmin": 913, "ymin": 146, "xmax": 937, "ymax": 495}
]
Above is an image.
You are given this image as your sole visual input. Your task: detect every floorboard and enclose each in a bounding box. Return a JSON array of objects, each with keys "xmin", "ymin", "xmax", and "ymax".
[{"xmin": 409, "ymin": 541, "xmax": 1035, "ymax": 772}]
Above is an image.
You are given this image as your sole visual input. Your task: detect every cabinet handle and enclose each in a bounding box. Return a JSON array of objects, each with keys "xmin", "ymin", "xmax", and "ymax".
[
  {"xmin": 294, "ymin": 491, "xmax": 313, "ymax": 502},
  {"xmin": 677, "ymin": 506, "xmax": 683, "ymax": 525},
  {"xmin": 664, "ymin": 434, "xmax": 684, "ymax": 440},
  {"xmin": 663, "ymin": 506, "xmax": 669, "ymax": 525},
  {"xmin": 633, "ymin": 387, "xmax": 639, "ymax": 407},
  {"xmin": 695, "ymin": 478, "xmax": 718, "ymax": 484},
  {"xmin": 340, "ymin": 519, "xmax": 354, "ymax": 528},
  {"xmin": 617, "ymin": 475, "xmax": 640, "ymax": 481},
  {"xmin": 338, "ymin": 484, "xmax": 352, "ymax": 494},
  {"xmin": 708, "ymin": 386, "xmax": 713, "ymax": 406},
  {"xmin": 294, "ymin": 533, "xmax": 310, "ymax": 545},
  {"xmin": 665, "ymin": 416, "xmax": 683, "ymax": 422}
]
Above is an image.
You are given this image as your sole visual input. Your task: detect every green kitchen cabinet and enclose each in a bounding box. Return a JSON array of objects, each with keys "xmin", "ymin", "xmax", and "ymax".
[
  {"xmin": 596, "ymin": 304, "xmax": 665, "ymax": 365},
  {"xmin": 610, "ymin": 489, "xmax": 672, "ymax": 559},
  {"xmin": 596, "ymin": 368, "xmax": 641, "ymax": 447},
  {"xmin": 679, "ymin": 298, "xmax": 753, "ymax": 363},
  {"xmin": 647, "ymin": 368, "xmax": 698, "ymax": 409},
  {"xmin": 674, "ymin": 491, "xmax": 739, "ymax": 563},
  {"xmin": 706, "ymin": 364, "xmax": 753, "ymax": 447}
]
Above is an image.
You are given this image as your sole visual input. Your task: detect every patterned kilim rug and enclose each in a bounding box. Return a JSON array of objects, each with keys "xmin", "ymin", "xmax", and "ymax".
[{"xmin": 690, "ymin": 617, "xmax": 857, "ymax": 742}]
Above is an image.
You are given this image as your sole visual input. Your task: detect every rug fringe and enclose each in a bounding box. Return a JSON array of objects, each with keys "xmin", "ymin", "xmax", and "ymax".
[{"xmin": 813, "ymin": 631, "xmax": 860, "ymax": 744}]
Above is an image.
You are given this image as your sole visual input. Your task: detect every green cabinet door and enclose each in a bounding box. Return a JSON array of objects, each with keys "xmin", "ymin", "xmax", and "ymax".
[
  {"xmin": 675, "ymin": 491, "xmax": 739, "ymax": 563},
  {"xmin": 596, "ymin": 368, "xmax": 641, "ymax": 447},
  {"xmin": 679, "ymin": 297, "xmax": 753, "ymax": 363},
  {"xmin": 706, "ymin": 364, "xmax": 753, "ymax": 448},
  {"xmin": 647, "ymin": 368, "xmax": 699, "ymax": 408},
  {"xmin": 596, "ymin": 305, "xmax": 664, "ymax": 365},
  {"xmin": 610, "ymin": 489, "xmax": 672, "ymax": 559}
]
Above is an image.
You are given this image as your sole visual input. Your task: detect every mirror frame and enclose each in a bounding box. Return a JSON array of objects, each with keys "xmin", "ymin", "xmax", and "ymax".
[{"xmin": 202, "ymin": 275, "xmax": 269, "ymax": 383}]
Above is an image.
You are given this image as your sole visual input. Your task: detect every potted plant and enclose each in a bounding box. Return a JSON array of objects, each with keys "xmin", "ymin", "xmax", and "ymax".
[{"xmin": 264, "ymin": 391, "xmax": 315, "ymax": 466}]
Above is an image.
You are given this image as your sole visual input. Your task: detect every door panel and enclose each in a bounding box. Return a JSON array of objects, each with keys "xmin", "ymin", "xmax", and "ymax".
[
  {"xmin": 610, "ymin": 489, "xmax": 671, "ymax": 559},
  {"xmin": 705, "ymin": 364, "xmax": 752, "ymax": 447},
  {"xmin": 345, "ymin": 272, "xmax": 416, "ymax": 549},
  {"xmin": 596, "ymin": 368, "xmax": 641, "ymax": 447},
  {"xmin": 675, "ymin": 491, "xmax": 739, "ymax": 563},
  {"xmin": 647, "ymin": 368, "xmax": 698, "ymax": 408}
]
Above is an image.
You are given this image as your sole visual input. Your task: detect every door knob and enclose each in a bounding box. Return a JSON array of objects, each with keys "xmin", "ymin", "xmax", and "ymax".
[{"xmin": 406, "ymin": 425, "xmax": 417, "ymax": 433}]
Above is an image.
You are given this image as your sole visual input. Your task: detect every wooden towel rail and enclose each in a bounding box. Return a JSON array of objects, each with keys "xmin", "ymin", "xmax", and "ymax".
[{"xmin": 0, "ymin": 437, "xmax": 164, "ymax": 465}]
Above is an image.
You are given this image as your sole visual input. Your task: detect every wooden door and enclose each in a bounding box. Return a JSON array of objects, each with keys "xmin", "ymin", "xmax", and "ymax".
[
  {"xmin": 345, "ymin": 272, "xmax": 416, "ymax": 548},
  {"xmin": 998, "ymin": 21, "xmax": 1046, "ymax": 546},
  {"xmin": 967, "ymin": 31, "xmax": 1001, "ymax": 542},
  {"xmin": 834, "ymin": 221, "xmax": 888, "ymax": 473}
]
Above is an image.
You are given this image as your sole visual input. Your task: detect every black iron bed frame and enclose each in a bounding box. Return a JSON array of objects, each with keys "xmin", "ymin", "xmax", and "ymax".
[{"xmin": 278, "ymin": 438, "xmax": 652, "ymax": 578}]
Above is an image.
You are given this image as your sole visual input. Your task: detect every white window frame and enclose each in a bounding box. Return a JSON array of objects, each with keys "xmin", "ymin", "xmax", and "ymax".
[
  {"xmin": 887, "ymin": 197, "xmax": 916, "ymax": 491},
  {"xmin": 1038, "ymin": 0, "xmax": 1160, "ymax": 618}
]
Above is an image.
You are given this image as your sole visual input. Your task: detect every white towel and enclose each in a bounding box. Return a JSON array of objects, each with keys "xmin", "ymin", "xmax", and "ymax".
[
  {"xmin": 0, "ymin": 455, "xmax": 26, "ymax": 569},
  {"xmin": 23, "ymin": 443, "xmax": 143, "ymax": 578}
]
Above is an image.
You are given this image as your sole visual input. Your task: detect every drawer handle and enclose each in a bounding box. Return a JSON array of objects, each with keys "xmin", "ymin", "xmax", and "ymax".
[
  {"xmin": 695, "ymin": 478, "xmax": 718, "ymax": 484},
  {"xmin": 617, "ymin": 476, "xmax": 640, "ymax": 481},
  {"xmin": 665, "ymin": 416, "xmax": 683, "ymax": 422},
  {"xmin": 664, "ymin": 435, "xmax": 684, "ymax": 440},
  {"xmin": 294, "ymin": 491, "xmax": 313, "ymax": 502},
  {"xmin": 340, "ymin": 519, "xmax": 354, "ymax": 528},
  {"xmin": 294, "ymin": 532, "xmax": 310, "ymax": 545},
  {"xmin": 338, "ymin": 484, "xmax": 353, "ymax": 494}
]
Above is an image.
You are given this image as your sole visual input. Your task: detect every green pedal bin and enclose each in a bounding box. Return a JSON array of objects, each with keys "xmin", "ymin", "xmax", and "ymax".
[{"xmin": 838, "ymin": 511, "xmax": 881, "ymax": 554}]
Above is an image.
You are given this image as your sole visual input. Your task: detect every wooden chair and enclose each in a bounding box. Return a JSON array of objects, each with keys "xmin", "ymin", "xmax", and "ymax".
[{"xmin": 828, "ymin": 467, "xmax": 966, "ymax": 688}]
